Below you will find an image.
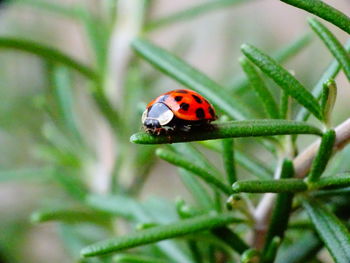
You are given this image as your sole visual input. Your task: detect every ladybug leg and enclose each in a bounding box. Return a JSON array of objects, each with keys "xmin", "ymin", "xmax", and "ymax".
[{"xmin": 180, "ymin": 125, "xmax": 191, "ymax": 132}]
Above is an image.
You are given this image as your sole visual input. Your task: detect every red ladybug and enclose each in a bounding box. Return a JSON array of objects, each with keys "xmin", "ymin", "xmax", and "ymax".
[{"xmin": 142, "ymin": 89, "xmax": 217, "ymax": 135}]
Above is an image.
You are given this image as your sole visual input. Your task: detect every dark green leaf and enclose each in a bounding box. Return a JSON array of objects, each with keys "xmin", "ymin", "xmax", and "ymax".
[
  {"xmin": 281, "ymin": 0, "xmax": 350, "ymax": 34},
  {"xmin": 262, "ymin": 236, "xmax": 281, "ymax": 263},
  {"xmin": 296, "ymin": 40, "xmax": 350, "ymax": 122},
  {"xmin": 263, "ymin": 160, "xmax": 294, "ymax": 255},
  {"xmin": 275, "ymin": 232, "xmax": 321, "ymax": 263},
  {"xmin": 156, "ymin": 148, "xmax": 232, "ymax": 195},
  {"xmin": 222, "ymin": 138, "xmax": 236, "ymax": 185},
  {"xmin": 211, "ymin": 227, "xmax": 249, "ymax": 254},
  {"xmin": 232, "ymin": 178, "xmax": 307, "ymax": 193},
  {"xmin": 306, "ymin": 129, "xmax": 336, "ymax": 182},
  {"xmin": 241, "ymin": 43, "xmax": 322, "ymax": 120},
  {"xmin": 240, "ymin": 58, "xmax": 279, "ymax": 119},
  {"xmin": 81, "ymin": 212, "xmax": 242, "ymax": 257},
  {"xmin": 310, "ymin": 173, "xmax": 350, "ymax": 190},
  {"xmin": 132, "ymin": 38, "xmax": 250, "ymax": 120},
  {"xmin": 231, "ymin": 34, "xmax": 312, "ymax": 93},
  {"xmin": 303, "ymin": 198, "xmax": 350, "ymax": 263},
  {"xmin": 130, "ymin": 120, "xmax": 322, "ymax": 144},
  {"xmin": 308, "ymin": 18, "xmax": 350, "ymax": 82}
]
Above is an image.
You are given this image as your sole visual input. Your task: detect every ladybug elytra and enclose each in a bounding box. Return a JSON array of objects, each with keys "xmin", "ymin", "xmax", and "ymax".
[{"xmin": 142, "ymin": 89, "xmax": 217, "ymax": 135}]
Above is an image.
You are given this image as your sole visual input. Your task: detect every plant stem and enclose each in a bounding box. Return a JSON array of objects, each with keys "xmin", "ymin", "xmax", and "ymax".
[{"xmin": 253, "ymin": 118, "xmax": 350, "ymax": 249}]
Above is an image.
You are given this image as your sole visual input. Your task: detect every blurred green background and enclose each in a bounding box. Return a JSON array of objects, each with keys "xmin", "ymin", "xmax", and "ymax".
[{"xmin": 0, "ymin": 0, "xmax": 349, "ymax": 262}]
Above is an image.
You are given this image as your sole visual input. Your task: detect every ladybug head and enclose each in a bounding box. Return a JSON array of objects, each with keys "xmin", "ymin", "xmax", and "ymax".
[{"xmin": 142, "ymin": 103, "xmax": 174, "ymax": 130}]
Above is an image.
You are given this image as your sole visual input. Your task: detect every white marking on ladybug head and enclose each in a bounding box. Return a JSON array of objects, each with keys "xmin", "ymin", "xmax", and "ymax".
[
  {"xmin": 141, "ymin": 109, "xmax": 148, "ymax": 124},
  {"xmin": 157, "ymin": 108, "xmax": 174, "ymax": 126}
]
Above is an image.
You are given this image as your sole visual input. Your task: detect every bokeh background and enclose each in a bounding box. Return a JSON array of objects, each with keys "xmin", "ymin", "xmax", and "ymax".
[{"xmin": 0, "ymin": 0, "xmax": 349, "ymax": 262}]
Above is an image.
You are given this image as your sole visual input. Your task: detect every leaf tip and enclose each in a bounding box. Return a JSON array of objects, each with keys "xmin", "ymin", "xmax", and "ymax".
[
  {"xmin": 129, "ymin": 133, "xmax": 138, "ymax": 143},
  {"xmin": 232, "ymin": 182, "xmax": 240, "ymax": 193},
  {"xmin": 30, "ymin": 212, "xmax": 41, "ymax": 224}
]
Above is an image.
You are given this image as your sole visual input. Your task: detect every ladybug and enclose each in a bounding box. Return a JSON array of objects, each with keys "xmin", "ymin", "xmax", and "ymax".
[{"xmin": 142, "ymin": 89, "xmax": 217, "ymax": 135}]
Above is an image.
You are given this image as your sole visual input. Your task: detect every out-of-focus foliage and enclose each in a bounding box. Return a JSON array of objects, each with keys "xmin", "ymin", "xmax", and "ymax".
[{"xmin": 0, "ymin": 0, "xmax": 349, "ymax": 263}]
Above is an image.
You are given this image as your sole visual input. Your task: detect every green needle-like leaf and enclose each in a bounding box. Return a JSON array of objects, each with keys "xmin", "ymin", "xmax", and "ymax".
[
  {"xmin": 240, "ymin": 58, "xmax": 279, "ymax": 119},
  {"xmin": 132, "ymin": 38, "xmax": 250, "ymax": 120},
  {"xmin": 308, "ymin": 18, "xmax": 350, "ymax": 82},
  {"xmin": 156, "ymin": 148, "xmax": 232, "ymax": 195},
  {"xmin": 179, "ymin": 169, "xmax": 214, "ymax": 209},
  {"xmin": 30, "ymin": 208, "xmax": 110, "ymax": 225},
  {"xmin": 235, "ymin": 151, "xmax": 272, "ymax": 180},
  {"xmin": 212, "ymin": 227, "xmax": 249, "ymax": 254},
  {"xmin": 310, "ymin": 173, "xmax": 350, "ymax": 190},
  {"xmin": 113, "ymin": 254, "xmax": 168, "ymax": 263},
  {"xmin": 263, "ymin": 160, "xmax": 294, "ymax": 256},
  {"xmin": 320, "ymin": 79, "xmax": 337, "ymax": 126},
  {"xmin": 231, "ymin": 34, "xmax": 312, "ymax": 93},
  {"xmin": 280, "ymin": 0, "xmax": 350, "ymax": 35},
  {"xmin": 303, "ymin": 198, "xmax": 350, "ymax": 263},
  {"xmin": 0, "ymin": 37, "xmax": 97, "ymax": 80},
  {"xmin": 232, "ymin": 178, "xmax": 307, "ymax": 193},
  {"xmin": 296, "ymin": 40, "xmax": 350, "ymax": 122},
  {"xmin": 222, "ymin": 138, "xmax": 236, "ymax": 185},
  {"xmin": 241, "ymin": 43, "xmax": 322, "ymax": 120},
  {"xmin": 81, "ymin": 212, "xmax": 242, "ymax": 257},
  {"xmin": 307, "ymin": 129, "xmax": 336, "ymax": 182},
  {"xmin": 131, "ymin": 120, "xmax": 321, "ymax": 144},
  {"xmin": 275, "ymin": 232, "xmax": 322, "ymax": 263}
]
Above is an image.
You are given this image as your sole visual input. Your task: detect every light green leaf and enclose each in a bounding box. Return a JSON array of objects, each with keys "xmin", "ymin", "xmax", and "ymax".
[
  {"xmin": 81, "ymin": 212, "xmax": 242, "ymax": 257},
  {"xmin": 30, "ymin": 208, "xmax": 110, "ymax": 225},
  {"xmin": 0, "ymin": 37, "xmax": 97, "ymax": 80}
]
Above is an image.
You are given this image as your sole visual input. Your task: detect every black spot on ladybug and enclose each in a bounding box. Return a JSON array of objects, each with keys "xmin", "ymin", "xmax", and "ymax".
[
  {"xmin": 158, "ymin": 95, "xmax": 169, "ymax": 103},
  {"xmin": 180, "ymin": 102, "xmax": 190, "ymax": 111},
  {"xmin": 176, "ymin": 89, "xmax": 188, "ymax": 94},
  {"xmin": 174, "ymin": 96, "xmax": 183, "ymax": 102},
  {"xmin": 192, "ymin": 94, "xmax": 202, "ymax": 103},
  {"xmin": 196, "ymin": 108, "xmax": 205, "ymax": 119},
  {"xmin": 208, "ymin": 107, "xmax": 215, "ymax": 118}
]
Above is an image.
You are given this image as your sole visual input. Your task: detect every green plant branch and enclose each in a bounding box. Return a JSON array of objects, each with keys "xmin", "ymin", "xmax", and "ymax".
[
  {"xmin": 130, "ymin": 120, "xmax": 322, "ymax": 144},
  {"xmin": 253, "ymin": 118, "xmax": 350, "ymax": 249}
]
